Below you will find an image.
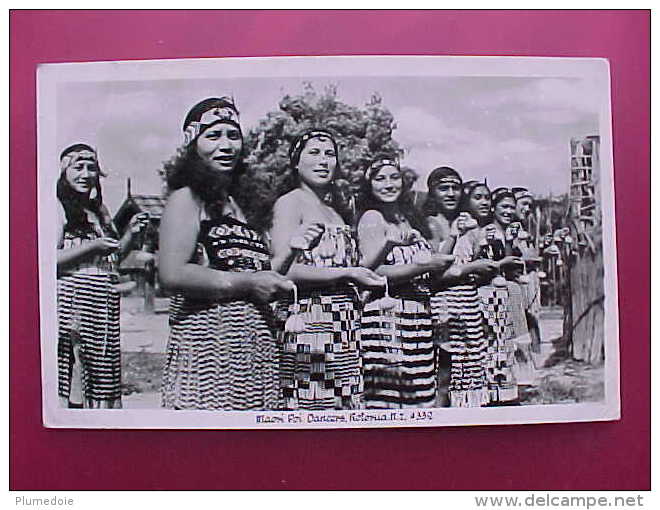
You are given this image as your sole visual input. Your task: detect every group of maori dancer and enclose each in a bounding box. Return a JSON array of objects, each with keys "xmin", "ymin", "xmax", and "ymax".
[{"xmin": 56, "ymin": 96, "xmax": 544, "ymax": 410}]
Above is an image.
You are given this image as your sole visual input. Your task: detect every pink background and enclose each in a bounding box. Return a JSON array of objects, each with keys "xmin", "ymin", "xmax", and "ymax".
[{"xmin": 10, "ymin": 10, "xmax": 650, "ymax": 490}]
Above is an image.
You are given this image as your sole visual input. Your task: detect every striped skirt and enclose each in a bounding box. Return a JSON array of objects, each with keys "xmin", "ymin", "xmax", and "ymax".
[
  {"xmin": 57, "ymin": 273, "xmax": 122, "ymax": 408},
  {"xmin": 279, "ymin": 291, "xmax": 362, "ymax": 410},
  {"xmin": 361, "ymin": 292, "xmax": 436, "ymax": 409},
  {"xmin": 431, "ymin": 285, "xmax": 489, "ymax": 408},
  {"xmin": 162, "ymin": 297, "xmax": 280, "ymax": 411}
]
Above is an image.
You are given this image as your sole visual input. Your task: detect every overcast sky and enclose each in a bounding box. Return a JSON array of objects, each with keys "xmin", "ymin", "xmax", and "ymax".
[{"xmin": 56, "ymin": 75, "xmax": 599, "ymax": 213}]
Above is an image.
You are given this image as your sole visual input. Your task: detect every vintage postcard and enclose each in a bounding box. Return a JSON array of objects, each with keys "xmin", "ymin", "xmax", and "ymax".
[{"xmin": 37, "ymin": 55, "xmax": 619, "ymax": 428}]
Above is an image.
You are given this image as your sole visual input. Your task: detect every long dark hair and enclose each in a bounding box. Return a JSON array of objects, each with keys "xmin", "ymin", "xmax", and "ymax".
[
  {"xmin": 357, "ymin": 157, "xmax": 432, "ymax": 240},
  {"xmin": 164, "ymin": 142, "xmax": 245, "ymax": 204},
  {"xmin": 57, "ymin": 143, "xmax": 114, "ymax": 237},
  {"xmin": 275, "ymin": 129, "xmax": 354, "ymax": 226},
  {"xmin": 163, "ymin": 97, "xmax": 269, "ymax": 227},
  {"xmin": 162, "ymin": 143, "xmax": 270, "ymax": 231}
]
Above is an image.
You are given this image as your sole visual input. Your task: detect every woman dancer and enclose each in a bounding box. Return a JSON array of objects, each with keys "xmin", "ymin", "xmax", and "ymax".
[
  {"xmin": 475, "ymin": 187, "xmax": 529, "ymax": 403},
  {"xmin": 57, "ymin": 143, "xmax": 147, "ymax": 408},
  {"xmin": 270, "ymin": 129, "xmax": 384, "ymax": 410},
  {"xmin": 357, "ymin": 157, "xmax": 454, "ymax": 409},
  {"xmin": 512, "ymin": 187, "xmax": 542, "ymax": 354},
  {"xmin": 462, "ymin": 180, "xmax": 492, "ymax": 228},
  {"xmin": 159, "ymin": 97, "xmax": 292, "ymax": 411}
]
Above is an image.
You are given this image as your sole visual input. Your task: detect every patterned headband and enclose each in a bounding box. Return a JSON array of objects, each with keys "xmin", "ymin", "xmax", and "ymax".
[
  {"xmin": 366, "ymin": 158, "xmax": 399, "ymax": 180},
  {"xmin": 491, "ymin": 187, "xmax": 516, "ymax": 204},
  {"xmin": 513, "ymin": 188, "xmax": 534, "ymax": 201},
  {"xmin": 183, "ymin": 103, "xmax": 241, "ymax": 146},
  {"xmin": 290, "ymin": 130, "xmax": 336, "ymax": 160},
  {"xmin": 427, "ymin": 168, "xmax": 462, "ymax": 188},
  {"xmin": 60, "ymin": 149, "xmax": 98, "ymax": 173},
  {"xmin": 435, "ymin": 176, "xmax": 462, "ymax": 186},
  {"xmin": 461, "ymin": 180, "xmax": 488, "ymax": 200},
  {"xmin": 464, "ymin": 179, "xmax": 488, "ymax": 192}
]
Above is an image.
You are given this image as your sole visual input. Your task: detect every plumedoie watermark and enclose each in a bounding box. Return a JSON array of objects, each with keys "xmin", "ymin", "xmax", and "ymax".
[{"xmin": 15, "ymin": 496, "xmax": 74, "ymax": 506}]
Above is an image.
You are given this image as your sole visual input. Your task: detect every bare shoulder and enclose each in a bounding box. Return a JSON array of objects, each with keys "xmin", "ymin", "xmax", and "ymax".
[
  {"xmin": 161, "ymin": 188, "xmax": 203, "ymax": 233},
  {"xmin": 358, "ymin": 209, "xmax": 386, "ymax": 229},
  {"xmin": 275, "ymin": 189, "xmax": 304, "ymax": 209},
  {"xmin": 273, "ymin": 190, "xmax": 304, "ymax": 219},
  {"xmin": 164, "ymin": 187, "xmax": 201, "ymax": 214}
]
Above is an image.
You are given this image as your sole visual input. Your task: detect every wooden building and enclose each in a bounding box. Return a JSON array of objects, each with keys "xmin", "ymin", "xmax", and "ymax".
[
  {"xmin": 564, "ymin": 136, "xmax": 604, "ymax": 365},
  {"xmin": 113, "ymin": 179, "xmax": 167, "ymax": 312}
]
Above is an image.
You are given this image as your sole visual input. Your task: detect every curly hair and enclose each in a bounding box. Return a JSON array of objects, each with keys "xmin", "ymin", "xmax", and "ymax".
[
  {"xmin": 357, "ymin": 157, "xmax": 431, "ymax": 240},
  {"xmin": 164, "ymin": 97, "xmax": 291, "ymax": 232},
  {"xmin": 163, "ymin": 141, "xmax": 260, "ymax": 223}
]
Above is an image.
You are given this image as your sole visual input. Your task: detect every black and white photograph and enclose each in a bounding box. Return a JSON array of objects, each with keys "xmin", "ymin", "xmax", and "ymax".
[{"xmin": 37, "ymin": 55, "xmax": 619, "ymax": 428}]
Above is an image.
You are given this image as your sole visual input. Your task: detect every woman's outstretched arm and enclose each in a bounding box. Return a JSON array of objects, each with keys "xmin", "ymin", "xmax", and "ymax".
[{"xmin": 358, "ymin": 210, "xmax": 452, "ymax": 283}]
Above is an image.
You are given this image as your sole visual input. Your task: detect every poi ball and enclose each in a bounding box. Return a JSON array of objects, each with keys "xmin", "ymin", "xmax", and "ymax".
[{"xmin": 493, "ymin": 275, "xmax": 508, "ymax": 287}]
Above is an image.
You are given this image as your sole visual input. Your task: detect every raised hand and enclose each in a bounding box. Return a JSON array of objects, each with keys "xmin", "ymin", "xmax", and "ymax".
[
  {"xmin": 290, "ymin": 223, "xmax": 325, "ymax": 250},
  {"xmin": 505, "ymin": 222, "xmax": 522, "ymax": 242},
  {"xmin": 92, "ymin": 237, "xmax": 120, "ymax": 256},
  {"xmin": 384, "ymin": 224, "xmax": 412, "ymax": 246},
  {"xmin": 452, "ymin": 212, "xmax": 479, "ymax": 237},
  {"xmin": 484, "ymin": 224, "xmax": 497, "ymax": 242},
  {"xmin": 128, "ymin": 212, "xmax": 150, "ymax": 235}
]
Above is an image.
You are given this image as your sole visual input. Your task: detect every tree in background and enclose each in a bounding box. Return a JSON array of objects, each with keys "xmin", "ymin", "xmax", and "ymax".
[
  {"xmin": 158, "ymin": 83, "xmax": 418, "ymax": 230},
  {"xmin": 239, "ymin": 83, "xmax": 416, "ymax": 229}
]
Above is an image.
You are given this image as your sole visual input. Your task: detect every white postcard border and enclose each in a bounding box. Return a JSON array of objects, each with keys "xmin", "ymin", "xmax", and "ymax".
[{"xmin": 37, "ymin": 55, "xmax": 619, "ymax": 429}]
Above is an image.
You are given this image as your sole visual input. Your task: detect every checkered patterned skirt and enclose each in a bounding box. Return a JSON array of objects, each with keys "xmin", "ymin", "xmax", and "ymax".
[
  {"xmin": 278, "ymin": 289, "xmax": 362, "ymax": 410},
  {"xmin": 361, "ymin": 290, "xmax": 436, "ymax": 409},
  {"xmin": 477, "ymin": 285, "xmax": 520, "ymax": 404}
]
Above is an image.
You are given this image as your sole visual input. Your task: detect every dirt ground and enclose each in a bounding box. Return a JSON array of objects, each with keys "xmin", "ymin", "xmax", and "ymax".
[{"xmin": 119, "ymin": 296, "xmax": 604, "ymax": 409}]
